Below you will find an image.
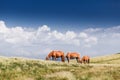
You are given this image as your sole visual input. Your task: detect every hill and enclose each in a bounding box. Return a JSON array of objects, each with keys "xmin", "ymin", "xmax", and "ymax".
[
  {"xmin": 0, "ymin": 53, "xmax": 120, "ymax": 80},
  {"xmin": 91, "ymin": 53, "xmax": 120, "ymax": 64}
]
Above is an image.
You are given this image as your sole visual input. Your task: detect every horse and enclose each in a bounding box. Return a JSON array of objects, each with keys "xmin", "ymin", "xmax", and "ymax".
[
  {"xmin": 45, "ymin": 50, "xmax": 65, "ymax": 62},
  {"xmin": 66, "ymin": 52, "xmax": 80, "ymax": 63},
  {"xmin": 80, "ymin": 56, "xmax": 90, "ymax": 64}
]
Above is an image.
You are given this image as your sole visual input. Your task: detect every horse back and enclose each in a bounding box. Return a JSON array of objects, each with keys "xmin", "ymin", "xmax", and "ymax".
[
  {"xmin": 82, "ymin": 56, "xmax": 90, "ymax": 60},
  {"xmin": 53, "ymin": 51, "xmax": 64, "ymax": 57},
  {"xmin": 66, "ymin": 52, "xmax": 80, "ymax": 58}
]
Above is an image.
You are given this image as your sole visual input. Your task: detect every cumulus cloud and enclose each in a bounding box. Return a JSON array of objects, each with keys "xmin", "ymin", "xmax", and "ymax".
[
  {"xmin": 79, "ymin": 32, "xmax": 88, "ymax": 38},
  {"xmin": 0, "ymin": 21, "xmax": 9, "ymax": 33},
  {"xmin": 0, "ymin": 20, "xmax": 120, "ymax": 58},
  {"xmin": 0, "ymin": 21, "xmax": 98, "ymax": 47},
  {"xmin": 0, "ymin": 21, "xmax": 35, "ymax": 44}
]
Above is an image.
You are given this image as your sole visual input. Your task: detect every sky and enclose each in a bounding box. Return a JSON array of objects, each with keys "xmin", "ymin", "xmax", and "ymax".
[
  {"xmin": 0, "ymin": 0, "xmax": 120, "ymax": 59},
  {"xmin": 1, "ymin": 0, "xmax": 120, "ymax": 29}
]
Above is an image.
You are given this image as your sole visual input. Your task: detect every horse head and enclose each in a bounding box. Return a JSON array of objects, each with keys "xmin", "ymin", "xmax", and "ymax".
[
  {"xmin": 79, "ymin": 59, "xmax": 83, "ymax": 63},
  {"xmin": 45, "ymin": 56, "xmax": 49, "ymax": 60},
  {"xmin": 81, "ymin": 56, "xmax": 90, "ymax": 64}
]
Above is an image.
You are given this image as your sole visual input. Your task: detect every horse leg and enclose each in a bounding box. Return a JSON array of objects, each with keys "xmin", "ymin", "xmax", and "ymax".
[
  {"xmin": 77, "ymin": 57, "xmax": 81, "ymax": 63},
  {"xmin": 76, "ymin": 57, "xmax": 79, "ymax": 63},
  {"xmin": 83, "ymin": 60, "xmax": 86, "ymax": 64},
  {"xmin": 54, "ymin": 56, "xmax": 56, "ymax": 61},
  {"xmin": 88, "ymin": 59, "xmax": 90, "ymax": 64},
  {"xmin": 68, "ymin": 58, "xmax": 70, "ymax": 63},
  {"xmin": 61, "ymin": 56, "xmax": 64, "ymax": 62},
  {"xmin": 66, "ymin": 57, "xmax": 69, "ymax": 63},
  {"xmin": 85, "ymin": 61, "xmax": 87, "ymax": 64},
  {"xmin": 52, "ymin": 57, "xmax": 54, "ymax": 60},
  {"xmin": 52, "ymin": 56, "xmax": 56, "ymax": 61},
  {"xmin": 85, "ymin": 60, "xmax": 87, "ymax": 64}
]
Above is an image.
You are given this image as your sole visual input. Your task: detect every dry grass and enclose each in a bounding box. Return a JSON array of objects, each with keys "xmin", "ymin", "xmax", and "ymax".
[
  {"xmin": 45, "ymin": 71, "xmax": 76, "ymax": 80},
  {"xmin": 91, "ymin": 53, "xmax": 120, "ymax": 64},
  {"xmin": 0, "ymin": 53, "xmax": 120, "ymax": 80}
]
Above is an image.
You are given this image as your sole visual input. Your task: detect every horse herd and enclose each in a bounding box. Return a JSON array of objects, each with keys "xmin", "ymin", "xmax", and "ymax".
[{"xmin": 45, "ymin": 50, "xmax": 90, "ymax": 64}]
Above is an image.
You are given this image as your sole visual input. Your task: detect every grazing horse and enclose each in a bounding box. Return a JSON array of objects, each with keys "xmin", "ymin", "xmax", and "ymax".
[
  {"xmin": 66, "ymin": 52, "xmax": 80, "ymax": 63},
  {"xmin": 80, "ymin": 56, "xmax": 90, "ymax": 64},
  {"xmin": 46, "ymin": 50, "xmax": 65, "ymax": 62}
]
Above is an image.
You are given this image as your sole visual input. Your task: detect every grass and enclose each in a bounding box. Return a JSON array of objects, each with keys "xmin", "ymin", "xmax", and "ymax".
[
  {"xmin": 0, "ymin": 53, "xmax": 120, "ymax": 80},
  {"xmin": 90, "ymin": 53, "xmax": 120, "ymax": 64}
]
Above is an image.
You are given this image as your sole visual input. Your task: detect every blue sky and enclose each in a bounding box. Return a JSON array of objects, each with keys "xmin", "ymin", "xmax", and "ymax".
[
  {"xmin": 1, "ymin": 0, "xmax": 120, "ymax": 30},
  {"xmin": 0, "ymin": 0, "xmax": 120, "ymax": 59}
]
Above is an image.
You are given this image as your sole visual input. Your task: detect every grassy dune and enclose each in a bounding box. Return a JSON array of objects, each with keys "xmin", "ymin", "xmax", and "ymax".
[
  {"xmin": 0, "ymin": 53, "xmax": 120, "ymax": 80},
  {"xmin": 91, "ymin": 53, "xmax": 120, "ymax": 64}
]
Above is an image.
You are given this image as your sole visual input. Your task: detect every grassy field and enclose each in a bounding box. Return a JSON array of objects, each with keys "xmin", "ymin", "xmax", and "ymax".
[{"xmin": 0, "ymin": 53, "xmax": 120, "ymax": 80}]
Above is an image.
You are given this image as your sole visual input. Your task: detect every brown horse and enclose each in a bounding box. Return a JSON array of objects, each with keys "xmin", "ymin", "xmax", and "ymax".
[
  {"xmin": 80, "ymin": 56, "xmax": 90, "ymax": 64},
  {"xmin": 46, "ymin": 50, "xmax": 65, "ymax": 62},
  {"xmin": 66, "ymin": 52, "xmax": 80, "ymax": 63}
]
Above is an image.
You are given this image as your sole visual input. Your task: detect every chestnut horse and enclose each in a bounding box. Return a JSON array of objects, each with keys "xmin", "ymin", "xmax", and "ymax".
[
  {"xmin": 66, "ymin": 52, "xmax": 80, "ymax": 63},
  {"xmin": 46, "ymin": 50, "xmax": 65, "ymax": 62},
  {"xmin": 80, "ymin": 56, "xmax": 90, "ymax": 64}
]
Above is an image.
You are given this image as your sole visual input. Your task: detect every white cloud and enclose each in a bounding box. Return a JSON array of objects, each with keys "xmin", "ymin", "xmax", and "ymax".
[
  {"xmin": 112, "ymin": 33, "xmax": 120, "ymax": 37},
  {"xmin": 0, "ymin": 21, "xmax": 97, "ymax": 47},
  {"xmin": 79, "ymin": 32, "xmax": 88, "ymax": 38},
  {"xmin": 0, "ymin": 21, "xmax": 9, "ymax": 33},
  {"xmin": 65, "ymin": 31, "xmax": 77, "ymax": 39},
  {"xmin": 37, "ymin": 25, "xmax": 50, "ymax": 32},
  {"xmin": 105, "ymin": 26, "xmax": 120, "ymax": 32},
  {"xmin": 0, "ymin": 25, "xmax": 34, "ymax": 44},
  {"xmin": 84, "ymin": 27, "xmax": 102, "ymax": 33},
  {"xmin": 85, "ymin": 37, "xmax": 97, "ymax": 43},
  {"xmin": 50, "ymin": 30, "xmax": 64, "ymax": 40},
  {"xmin": 0, "ymin": 20, "xmax": 120, "ymax": 58}
]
